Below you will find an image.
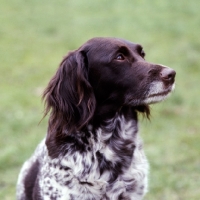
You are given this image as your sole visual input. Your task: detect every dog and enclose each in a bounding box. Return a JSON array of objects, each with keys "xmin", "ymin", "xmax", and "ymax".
[{"xmin": 17, "ymin": 37, "xmax": 176, "ymax": 200}]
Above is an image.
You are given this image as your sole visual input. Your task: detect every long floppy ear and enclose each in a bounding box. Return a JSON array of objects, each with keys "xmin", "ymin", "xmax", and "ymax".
[{"xmin": 43, "ymin": 50, "xmax": 96, "ymax": 135}]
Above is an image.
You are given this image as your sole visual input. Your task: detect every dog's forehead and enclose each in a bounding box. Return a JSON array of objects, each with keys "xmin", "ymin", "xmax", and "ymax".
[
  {"xmin": 82, "ymin": 37, "xmax": 142, "ymax": 51},
  {"xmin": 116, "ymin": 38, "xmax": 143, "ymax": 51}
]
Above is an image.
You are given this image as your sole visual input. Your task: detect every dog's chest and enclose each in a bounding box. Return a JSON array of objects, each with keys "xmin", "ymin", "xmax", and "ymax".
[{"xmin": 40, "ymin": 116, "xmax": 148, "ymax": 199}]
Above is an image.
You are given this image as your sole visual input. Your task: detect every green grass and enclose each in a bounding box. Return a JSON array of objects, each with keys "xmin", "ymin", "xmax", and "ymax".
[{"xmin": 1, "ymin": 0, "xmax": 200, "ymax": 199}]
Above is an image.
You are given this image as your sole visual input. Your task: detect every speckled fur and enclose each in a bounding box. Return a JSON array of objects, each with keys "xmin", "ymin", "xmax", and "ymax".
[{"xmin": 17, "ymin": 114, "xmax": 148, "ymax": 200}]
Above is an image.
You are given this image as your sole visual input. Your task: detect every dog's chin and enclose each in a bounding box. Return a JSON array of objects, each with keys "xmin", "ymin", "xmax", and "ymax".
[
  {"xmin": 143, "ymin": 84, "xmax": 175, "ymax": 105},
  {"xmin": 143, "ymin": 92, "xmax": 171, "ymax": 104},
  {"xmin": 126, "ymin": 83, "xmax": 175, "ymax": 106}
]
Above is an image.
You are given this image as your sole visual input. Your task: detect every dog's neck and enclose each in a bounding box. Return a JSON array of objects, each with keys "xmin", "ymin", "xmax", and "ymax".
[
  {"xmin": 92, "ymin": 104, "xmax": 138, "ymax": 126},
  {"xmin": 91, "ymin": 107, "xmax": 139, "ymax": 183},
  {"xmin": 46, "ymin": 106, "xmax": 139, "ymax": 159}
]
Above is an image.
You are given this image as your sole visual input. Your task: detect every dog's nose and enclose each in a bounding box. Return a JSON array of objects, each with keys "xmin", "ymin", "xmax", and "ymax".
[{"xmin": 160, "ymin": 68, "xmax": 176, "ymax": 83}]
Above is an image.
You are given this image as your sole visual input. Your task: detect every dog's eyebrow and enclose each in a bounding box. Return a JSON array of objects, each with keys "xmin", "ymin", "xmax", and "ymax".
[{"xmin": 117, "ymin": 46, "xmax": 130, "ymax": 55}]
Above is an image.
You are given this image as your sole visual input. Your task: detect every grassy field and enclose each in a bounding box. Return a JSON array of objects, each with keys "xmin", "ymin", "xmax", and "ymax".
[{"xmin": 1, "ymin": 0, "xmax": 200, "ymax": 199}]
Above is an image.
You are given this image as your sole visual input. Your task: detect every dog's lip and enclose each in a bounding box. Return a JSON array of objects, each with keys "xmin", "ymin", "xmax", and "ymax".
[{"xmin": 148, "ymin": 90, "xmax": 171, "ymax": 98}]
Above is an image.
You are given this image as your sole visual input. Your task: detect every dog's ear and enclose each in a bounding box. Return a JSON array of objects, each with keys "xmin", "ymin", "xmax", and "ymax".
[{"xmin": 43, "ymin": 50, "xmax": 96, "ymax": 135}]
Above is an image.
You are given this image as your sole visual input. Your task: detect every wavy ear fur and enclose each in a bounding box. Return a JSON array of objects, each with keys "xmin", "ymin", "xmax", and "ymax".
[{"xmin": 43, "ymin": 50, "xmax": 96, "ymax": 136}]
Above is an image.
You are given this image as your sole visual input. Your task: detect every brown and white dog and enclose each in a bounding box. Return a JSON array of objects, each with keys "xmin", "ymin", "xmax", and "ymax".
[{"xmin": 17, "ymin": 37, "xmax": 176, "ymax": 200}]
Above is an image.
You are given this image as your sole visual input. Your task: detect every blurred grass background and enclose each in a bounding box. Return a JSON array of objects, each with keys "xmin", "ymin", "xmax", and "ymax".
[{"xmin": 0, "ymin": 0, "xmax": 200, "ymax": 199}]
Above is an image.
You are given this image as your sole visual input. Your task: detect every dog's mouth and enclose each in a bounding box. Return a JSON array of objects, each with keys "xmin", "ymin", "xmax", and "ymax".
[
  {"xmin": 148, "ymin": 90, "xmax": 171, "ymax": 98},
  {"xmin": 126, "ymin": 82, "xmax": 175, "ymax": 106},
  {"xmin": 144, "ymin": 83, "xmax": 175, "ymax": 104}
]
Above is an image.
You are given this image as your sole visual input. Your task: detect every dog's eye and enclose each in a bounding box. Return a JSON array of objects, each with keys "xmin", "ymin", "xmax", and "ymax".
[
  {"xmin": 140, "ymin": 49, "xmax": 145, "ymax": 58},
  {"xmin": 115, "ymin": 54, "xmax": 125, "ymax": 61}
]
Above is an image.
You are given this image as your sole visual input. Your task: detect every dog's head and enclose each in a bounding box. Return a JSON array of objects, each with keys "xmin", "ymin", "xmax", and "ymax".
[{"xmin": 43, "ymin": 37, "xmax": 176, "ymax": 135}]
